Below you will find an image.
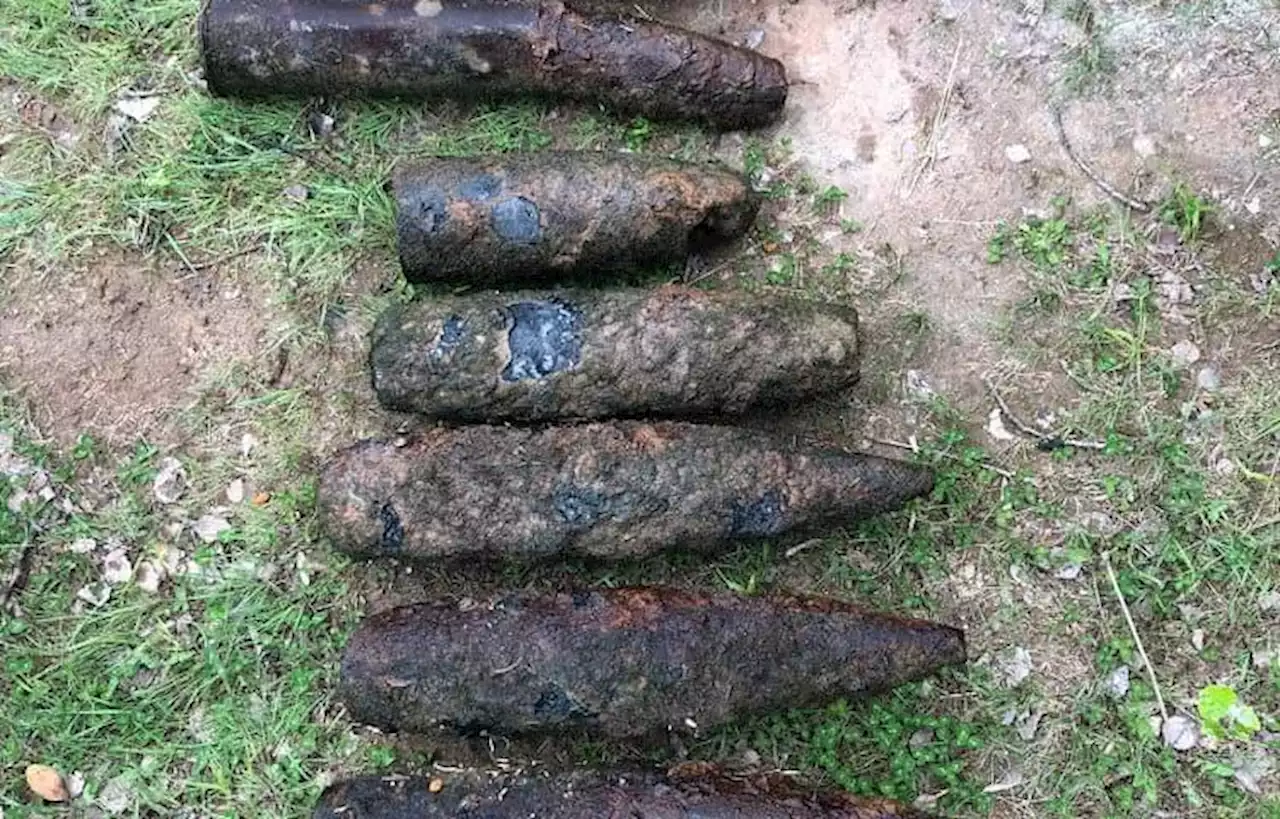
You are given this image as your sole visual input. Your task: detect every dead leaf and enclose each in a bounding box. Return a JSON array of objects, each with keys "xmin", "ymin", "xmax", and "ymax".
[
  {"xmin": 192, "ymin": 514, "xmax": 230, "ymax": 543},
  {"xmin": 1169, "ymin": 339, "xmax": 1201, "ymax": 367},
  {"xmin": 1158, "ymin": 271, "xmax": 1194, "ymax": 306},
  {"xmin": 905, "ymin": 369, "xmax": 935, "ymax": 400},
  {"xmin": 152, "ymin": 457, "xmax": 186, "ymax": 505},
  {"xmin": 251, "ymin": 491, "xmax": 270, "ymax": 507},
  {"xmin": 0, "ymin": 432, "xmax": 32, "ymax": 477},
  {"xmin": 75, "ymin": 582, "xmax": 111, "ymax": 608},
  {"xmin": 101, "ymin": 548, "xmax": 133, "ymax": 586},
  {"xmin": 1231, "ymin": 751, "xmax": 1273, "ymax": 795},
  {"xmin": 1016, "ymin": 708, "xmax": 1045, "ymax": 741},
  {"xmin": 986, "ymin": 407, "xmax": 1015, "ymax": 441},
  {"xmin": 983, "ymin": 768, "xmax": 1024, "ymax": 793},
  {"xmin": 25, "ymin": 764, "xmax": 68, "ymax": 802},
  {"xmin": 136, "ymin": 561, "xmax": 162, "ymax": 594},
  {"xmin": 99, "ymin": 776, "xmax": 133, "ymax": 815},
  {"xmin": 6, "ymin": 488, "xmax": 31, "ymax": 514},
  {"xmin": 113, "ymin": 94, "xmax": 161, "ymax": 123},
  {"xmin": 70, "ymin": 538, "xmax": 97, "ymax": 554},
  {"xmin": 1162, "ymin": 714, "xmax": 1199, "ymax": 750},
  {"xmin": 913, "ymin": 791, "xmax": 946, "ymax": 812},
  {"xmin": 994, "ymin": 646, "xmax": 1032, "ymax": 688},
  {"xmin": 909, "ymin": 727, "xmax": 935, "ymax": 749},
  {"xmin": 1104, "ymin": 665, "xmax": 1130, "ymax": 699}
]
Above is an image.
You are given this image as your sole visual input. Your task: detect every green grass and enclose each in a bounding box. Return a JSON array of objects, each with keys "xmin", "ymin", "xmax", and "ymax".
[
  {"xmin": 1061, "ymin": 0, "xmax": 1116, "ymax": 95},
  {"xmin": 0, "ymin": 409, "xmax": 376, "ymax": 816},
  {"xmin": 1160, "ymin": 182, "xmax": 1213, "ymax": 243},
  {"xmin": 2, "ymin": 0, "xmax": 1279, "ymax": 815},
  {"xmin": 983, "ymin": 202, "xmax": 1279, "ymax": 813}
]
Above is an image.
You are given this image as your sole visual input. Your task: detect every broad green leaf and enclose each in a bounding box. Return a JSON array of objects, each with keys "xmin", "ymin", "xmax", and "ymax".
[{"xmin": 1198, "ymin": 684, "xmax": 1261, "ymax": 740}]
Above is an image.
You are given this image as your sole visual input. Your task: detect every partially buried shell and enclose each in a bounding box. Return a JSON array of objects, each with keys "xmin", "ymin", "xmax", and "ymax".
[
  {"xmin": 370, "ymin": 286, "xmax": 861, "ymax": 422},
  {"xmin": 318, "ymin": 421, "xmax": 934, "ymax": 562}
]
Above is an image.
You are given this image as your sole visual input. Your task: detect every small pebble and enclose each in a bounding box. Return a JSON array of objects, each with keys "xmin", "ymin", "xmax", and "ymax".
[
  {"xmin": 1104, "ymin": 665, "xmax": 1130, "ymax": 698},
  {"xmin": 428, "ymin": 777, "xmax": 445, "ymax": 794},
  {"xmin": 742, "ymin": 28, "xmax": 765, "ymax": 49},
  {"xmin": 935, "ymin": 0, "xmax": 961, "ymax": 22},
  {"xmin": 1132, "ymin": 134, "xmax": 1157, "ymax": 158},
  {"xmin": 1005, "ymin": 144, "xmax": 1032, "ymax": 164},
  {"xmin": 1169, "ymin": 339, "xmax": 1201, "ymax": 367},
  {"xmin": 1197, "ymin": 365, "xmax": 1222, "ymax": 392},
  {"xmin": 1162, "ymin": 714, "xmax": 1199, "ymax": 751}
]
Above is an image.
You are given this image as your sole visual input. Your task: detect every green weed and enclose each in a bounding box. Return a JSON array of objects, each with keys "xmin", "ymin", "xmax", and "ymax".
[
  {"xmin": 766, "ymin": 254, "xmax": 799, "ymax": 286},
  {"xmin": 1159, "ymin": 184, "xmax": 1212, "ymax": 243},
  {"xmin": 813, "ymin": 185, "xmax": 849, "ymax": 215}
]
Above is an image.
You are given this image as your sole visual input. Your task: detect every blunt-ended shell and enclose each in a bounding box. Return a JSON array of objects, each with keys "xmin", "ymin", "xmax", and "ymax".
[
  {"xmin": 314, "ymin": 768, "xmax": 931, "ymax": 818},
  {"xmin": 198, "ymin": 0, "xmax": 787, "ymax": 130},
  {"xmin": 317, "ymin": 421, "xmax": 934, "ymax": 562},
  {"xmin": 394, "ymin": 153, "xmax": 759, "ymax": 285},
  {"xmin": 370, "ymin": 286, "xmax": 861, "ymax": 422},
  {"xmin": 338, "ymin": 587, "xmax": 967, "ymax": 739}
]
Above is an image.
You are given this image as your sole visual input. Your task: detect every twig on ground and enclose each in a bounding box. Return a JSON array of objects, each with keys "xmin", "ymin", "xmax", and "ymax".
[
  {"xmin": 784, "ymin": 538, "xmax": 823, "ymax": 558},
  {"xmin": 165, "ymin": 231, "xmax": 201, "ymax": 278},
  {"xmin": 683, "ymin": 258, "xmax": 732, "ymax": 287},
  {"xmin": 1242, "ymin": 172, "xmax": 1262, "ymax": 199},
  {"xmin": 907, "ymin": 40, "xmax": 963, "ymax": 196},
  {"xmin": 1051, "ymin": 107, "xmax": 1151, "ymax": 213},
  {"xmin": 0, "ymin": 541, "xmax": 34, "ymax": 610},
  {"xmin": 1102, "ymin": 552, "xmax": 1168, "ymax": 722},
  {"xmin": 192, "ymin": 243, "xmax": 265, "ymax": 271},
  {"xmin": 1059, "ymin": 359, "xmax": 1094, "ymax": 393},
  {"xmin": 984, "ymin": 377, "xmax": 1107, "ymax": 451},
  {"xmin": 870, "ymin": 436, "xmax": 1017, "ymax": 479}
]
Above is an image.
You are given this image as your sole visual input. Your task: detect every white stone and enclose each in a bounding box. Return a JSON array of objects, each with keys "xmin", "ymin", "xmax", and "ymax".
[
  {"xmin": 101, "ymin": 549, "xmax": 133, "ymax": 586},
  {"xmin": 192, "ymin": 514, "xmax": 231, "ymax": 544},
  {"xmin": 1004, "ymin": 144, "xmax": 1032, "ymax": 164},
  {"xmin": 1169, "ymin": 339, "xmax": 1201, "ymax": 367},
  {"xmin": 1104, "ymin": 665, "xmax": 1130, "ymax": 698},
  {"xmin": 152, "ymin": 457, "xmax": 186, "ymax": 505},
  {"xmin": 995, "ymin": 646, "xmax": 1032, "ymax": 687},
  {"xmin": 1162, "ymin": 715, "xmax": 1199, "ymax": 750}
]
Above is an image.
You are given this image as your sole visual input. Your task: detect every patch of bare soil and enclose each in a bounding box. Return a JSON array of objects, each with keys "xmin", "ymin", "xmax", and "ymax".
[
  {"xmin": 672, "ymin": 0, "xmax": 1279, "ymax": 413},
  {"xmin": 0, "ymin": 252, "xmax": 273, "ymax": 446}
]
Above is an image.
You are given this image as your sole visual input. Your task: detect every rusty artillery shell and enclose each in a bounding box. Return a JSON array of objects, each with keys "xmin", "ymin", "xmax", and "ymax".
[
  {"xmin": 317, "ymin": 421, "xmax": 933, "ymax": 562},
  {"xmin": 338, "ymin": 587, "xmax": 966, "ymax": 739},
  {"xmin": 198, "ymin": 0, "xmax": 787, "ymax": 130},
  {"xmin": 394, "ymin": 153, "xmax": 759, "ymax": 285},
  {"xmin": 314, "ymin": 767, "xmax": 931, "ymax": 818},
  {"xmin": 370, "ymin": 286, "xmax": 860, "ymax": 422}
]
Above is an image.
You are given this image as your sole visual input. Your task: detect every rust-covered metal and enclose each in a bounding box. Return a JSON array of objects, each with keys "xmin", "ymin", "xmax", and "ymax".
[
  {"xmin": 314, "ymin": 767, "xmax": 932, "ymax": 818},
  {"xmin": 393, "ymin": 153, "xmax": 759, "ymax": 285},
  {"xmin": 317, "ymin": 422, "xmax": 933, "ymax": 562},
  {"xmin": 198, "ymin": 0, "xmax": 787, "ymax": 130},
  {"xmin": 338, "ymin": 587, "xmax": 966, "ymax": 739},
  {"xmin": 370, "ymin": 286, "xmax": 860, "ymax": 422}
]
